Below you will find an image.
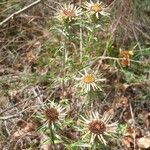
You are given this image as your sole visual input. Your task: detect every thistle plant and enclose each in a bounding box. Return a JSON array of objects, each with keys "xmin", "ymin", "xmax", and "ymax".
[
  {"xmin": 75, "ymin": 68, "xmax": 106, "ymax": 93},
  {"xmin": 83, "ymin": 0, "xmax": 110, "ymax": 19},
  {"xmin": 79, "ymin": 110, "xmax": 118, "ymax": 146},
  {"xmin": 56, "ymin": 3, "xmax": 82, "ymax": 23},
  {"xmin": 37, "ymin": 101, "xmax": 68, "ymax": 147},
  {"xmin": 1, "ymin": 0, "xmax": 149, "ymax": 149},
  {"xmin": 37, "ymin": 0, "xmax": 144, "ymax": 149},
  {"xmin": 54, "ymin": 3, "xmax": 83, "ymax": 92}
]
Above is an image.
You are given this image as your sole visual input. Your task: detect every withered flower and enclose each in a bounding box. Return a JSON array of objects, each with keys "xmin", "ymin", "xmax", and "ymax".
[{"xmin": 80, "ymin": 110, "xmax": 118, "ymax": 145}]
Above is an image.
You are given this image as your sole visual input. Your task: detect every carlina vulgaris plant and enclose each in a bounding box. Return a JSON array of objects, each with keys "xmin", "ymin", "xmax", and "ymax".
[
  {"xmin": 75, "ymin": 68, "xmax": 106, "ymax": 93},
  {"xmin": 38, "ymin": 101, "xmax": 68, "ymax": 147},
  {"xmin": 55, "ymin": 3, "xmax": 82, "ymax": 26},
  {"xmin": 83, "ymin": 0, "xmax": 110, "ymax": 19},
  {"xmin": 54, "ymin": 3, "xmax": 83, "ymax": 92},
  {"xmin": 79, "ymin": 109, "xmax": 118, "ymax": 147}
]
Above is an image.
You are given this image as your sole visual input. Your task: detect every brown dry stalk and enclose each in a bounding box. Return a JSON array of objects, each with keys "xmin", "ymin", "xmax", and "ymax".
[{"xmin": 0, "ymin": 0, "xmax": 43, "ymax": 27}]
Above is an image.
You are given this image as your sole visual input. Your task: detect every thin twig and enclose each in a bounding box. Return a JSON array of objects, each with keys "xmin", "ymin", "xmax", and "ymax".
[
  {"xmin": 91, "ymin": 56, "xmax": 142, "ymax": 66},
  {"xmin": 42, "ymin": 2, "xmax": 58, "ymax": 11},
  {"xmin": 0, "ymin": 91, "xmax": 42, "ymax": 115},
  {"xmin": 129, "ymin": 103, "xmax": 136, "ymax": 150},
  {"xmin": 132, "ymin": 25, "xmax": 141, "ymax": 50},
  {"xmin": 0, "ymin": 114, "xmax": 20, "ymax": 120},
  {"xmin": 135, "ymin": 26, "xmax": 150, "ymax": 40},
  {"xmin": 79, "ymin": 0, "xmax": 83, "ymax": 63},
  {"xmin": 0, "ymin": 0, "xmax": 43, "ymax": 27},
  {"xmin": 0, "ymin": 108, "xmax": 29, "ymax": 120}
]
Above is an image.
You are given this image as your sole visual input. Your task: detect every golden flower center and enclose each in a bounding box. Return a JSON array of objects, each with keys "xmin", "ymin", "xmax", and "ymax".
[
  {"xmin": 90, "ymin": 4, "xmax": 103, "ymax": 13},
  {"xmin": 83, "ymin": 74, "xmax": 95, "ymax": 84},
  {"xmin": 45, "ymin": 108, "xmax": 59, "ymax": 122},
  {"xmin": 89, "ymin": 120, "xmax": 106, "ymax": 135},
  {"xmin": 62, "ymin": 10, "xmax": 75, "ymax": 18}
]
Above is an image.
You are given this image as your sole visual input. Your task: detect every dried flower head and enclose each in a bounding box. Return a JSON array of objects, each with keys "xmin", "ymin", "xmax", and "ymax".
[
  {"xmin": 56, "ymin": 3, "xmax": 82, "ymax": 22},
  {"xmin": 42, "ymin": 101, "xmax": 67, "ymax": 126},
  {"xmin": 122, "ymin": 126, "xmax": 142, "ymax": 148},
  {"xmin": 80, "ymin": 110, "xmax": 118, "ymax": 145},
  {"xmin": 76, "ymin": 69, "xmax": 105, "ymax": 93},
  {"xmin": 45, "ymin": 108, "xmax": 59, "ymax": 123},
  {"xmin": 119, "ymin": 49, "xmax": 134, "ymax": 67},
  {"xmin": 84, "ymin": 0, "xmax": 109, "ymax": 18}
]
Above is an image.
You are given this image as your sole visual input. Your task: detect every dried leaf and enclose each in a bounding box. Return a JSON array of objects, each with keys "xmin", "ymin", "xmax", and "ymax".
[
  {"xmin": 26, "ymin": 51, "xmax": 36, "ymax": 63},
  {"xmin": 124, "ymin": 126, "xmax": 142, "ymax": 138},
  {"xmin": 122, "ymin": 109, "xmax": 132, "ymax": 122},
  {"xmin": 13, "ymin": 130, "xmax": 26, "ymax": 137},
  {"xmin": 40, "ymin": 134, "xmax": 51, "ymax": 150},
  {"xmin": 138, "ymin": 110, "xmax": 150, "ymax": 128},
  {"xmin": 122, "ymin": 126, "xmax": 142, "ymax": 148},
  {"xmin": 119, "ymin": 49, "xmax": 133, "ymax": 67},
  {"xmin": 13, "ymin": 121, "xmax": 37, "ymax": 137},
  {"xmin": 24, "ymin": 121, "xmax": 37, "ymax": 132},
  {"xmin": 137, "ymin": 136, "xmax": 150, "ymax": 149},
  {"xmin": 122, "ymin": 135, "xmax": 134, "ymax": 148},
  {"xmin": 117, "ymin": 96, "xmax": 129, "ymax": 108}
]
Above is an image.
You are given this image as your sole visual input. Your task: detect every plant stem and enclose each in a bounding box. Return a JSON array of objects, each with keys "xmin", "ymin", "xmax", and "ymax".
[
  {"xmin": 62, "ymin": 42, "xmax": 66, "ymax": 92},
  {"xmin": 49, "ymin": 123, "xmax": 55, "ymax": 149}
]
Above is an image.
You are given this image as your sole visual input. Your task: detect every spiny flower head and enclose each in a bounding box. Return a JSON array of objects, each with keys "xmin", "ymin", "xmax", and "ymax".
[
  {"xmin": 89, "ymin": 120, "xmax": 106, "ymax": 135},
  {"xmin": 76, "ymin": 68, "xmax": 105, "ymax": 93},
  {"xmin": 84, "ymin": 0, "xmax": 109, "ymax": 18},
  {"xmin": 38, "ymin": 101, "xmax": 67, "ymax": 126},
  {"xmin": 80, "ymin": 110, "xmax": 118, "ymax": 145},
  {"xmin": 56, "ymin": 3, "xmax": 82, "ymax": 22},
  {"xmin": 45, "ymin": 107, "xmax": 59, "ymax": 123}
]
